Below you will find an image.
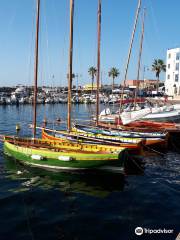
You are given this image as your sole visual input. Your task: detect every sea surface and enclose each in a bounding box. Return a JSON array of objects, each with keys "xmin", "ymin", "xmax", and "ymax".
[{"xmin": 0, "ymin": 104, "xmax": 179, "ymax": 240}]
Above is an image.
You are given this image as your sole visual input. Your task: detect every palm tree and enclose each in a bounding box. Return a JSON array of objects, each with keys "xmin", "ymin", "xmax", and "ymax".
[
  {"xmin": 152, "ymin": 59, "xmax": 166, "ymax": 91},
  {"xmin": 88, "ymin": 67, "xmax": 97, "ymax": 92},
  {"xmin": 108, "ymin": 67, "xmax": 120, "ymax": 91}
]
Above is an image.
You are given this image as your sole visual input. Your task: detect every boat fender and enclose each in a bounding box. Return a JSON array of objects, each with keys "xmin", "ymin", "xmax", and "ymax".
[
  {"xmin": 58, "ymin": 156, "xmax": 73, "ymax": 161},
  {"xmin": 16, "ymin": 124, "xmax": 21, "ymax": 131},
  {"xmin": 31, "ymin": 155, "xmax": 44, "ymax": 160}
]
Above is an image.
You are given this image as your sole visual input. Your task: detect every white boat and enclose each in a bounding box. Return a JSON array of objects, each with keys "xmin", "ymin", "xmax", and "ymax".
[
  {"xmin": 172, "ymin": 104, "xmax": 180, "ymax": 111},
  {"xmin": 120, "ymin": 108, "xmax": 151, "ymax": 125},
  {"xmin": 98, "ymin": 108, "xmax": 118, "ymax": 123},
  {"xmin": 143, "ymin": 109, "xmax": 180, "ymax": 121},
  {"xmin": 99, "ymin": 103, "xmax": 180, "ymax": 123}
]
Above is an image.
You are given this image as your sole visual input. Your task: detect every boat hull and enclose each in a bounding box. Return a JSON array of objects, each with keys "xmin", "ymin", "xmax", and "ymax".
[
  {"xmin": 42, "ymin": 128, "xmax": 143, "ymax": 153},
  {"xmin": 72, "ymin": 124, "xmax": 168, "ymax": 149},
  {"xmin": 4, "ymin": 140, "xmax": 127, "ymax": 171},
  {"xmin": 143, "ymin": 110, "xmax": 180, "ymax": 122},
  {"xmin": 42, "ymin": 127, "xmax": 143, "ymax": 144},
  {"xmin": 42, "ymin": 127, "xmax": 167, "ymax": 152}
]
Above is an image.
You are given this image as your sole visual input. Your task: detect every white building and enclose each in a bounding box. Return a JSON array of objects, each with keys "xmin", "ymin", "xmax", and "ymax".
[{"xmin": 165, "ymin": 48, "xmax": 180, "ymax": 96}]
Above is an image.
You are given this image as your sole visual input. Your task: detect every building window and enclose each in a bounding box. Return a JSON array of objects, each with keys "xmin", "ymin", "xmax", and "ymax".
[
  {"xmin": 176, "ymin": 52, "xmax": 180, "ymax": 60},
  {"xmin": 176, "ymin": 62, "xmax": 179, "ymax": 71},
  {"xmin": 167, "ymin": 74, "xmax": 170, "ymax": 79},
  {"xmin": 168, "ymin": 53, "xmax": 171, "ymax": 58},
  {"xmin": 175, "ymin": 74, "xmax": 179, "ymax": 82},
  {"xmin": 168, "ymin": 64, "xmax": 170, "ymax": 69}
]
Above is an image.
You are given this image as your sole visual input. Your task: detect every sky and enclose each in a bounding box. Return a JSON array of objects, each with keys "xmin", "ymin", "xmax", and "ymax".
[{"xmin": 0, "ymin": 0, "xmax": 180, "ymax": 87}]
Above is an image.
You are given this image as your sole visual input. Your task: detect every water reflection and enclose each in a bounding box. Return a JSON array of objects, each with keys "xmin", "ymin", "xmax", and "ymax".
[
  {"xmin": 4, "ymin": 156, "xmax": 126, "ymax": 198},
  {"xmin": 124, "ymin": 154, "xmax": 145, "ymax": 175}
]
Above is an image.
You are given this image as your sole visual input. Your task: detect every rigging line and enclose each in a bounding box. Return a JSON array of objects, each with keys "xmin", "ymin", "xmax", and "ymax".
[
  {"xmin": 59, "ymin": 0, "xmax": 69, "ymax": 87},
  {"xmin": 52, "ymin": 0, "xmax": 69, "ymax": 120},
  {"xmin": 142, "ymin": 35, "xmax": 154, "ymax": 68},
  {"xmin": 73, "ymin": 4, "xmax": 84, "ymax": 125},
  {"xmin": 51, "ymin": 0, "xmax": 68, "ymax": 70},
  {"xmin": 10, "ymin": 158, "xmax": 35, "ymax": 240},
  {"xmin": 93, "ymin": 24, "xmax": 97, "ymax": 70},
  {"xmin": 142, "ymin": 143, "xmax": 166, "ymax": 157},
  {"xmin": 120, "ymin": 0, "xmax": 141, "ymax": 112},
  {"xmin": 149, "ymin": 0, "xmax": 161, "ymax": 43},
  {"xmin": 169, "ymin": 135, "xmax": 180, "ymax": 153},
  {"xmin": 74, "ymin": 4, "xmax": 83, "ymax": 76},
  {"xmin": 126, "ymin": 151, "xmax": 180, "ymax": 195},
  {"xmin": 44, "ymin": 1, "xmax": 53, "ymax": 83},
  {"xmin": 0, "ymin": 0, "xmax": 19, "ymax": 49},
  {"xmin": 27, "ymin": 0, "xmax": 37, "ymax": 83},
  {"xmin": 38, "ymin": 5, "xmax": 43, "ymax": 88},
  {"xmin": 25, "ymin": 0, "xmax": 37, "ymax": 135},
  {"xmin": 43, "ymin": 0, "xmax": 54, "ymax": 123}
]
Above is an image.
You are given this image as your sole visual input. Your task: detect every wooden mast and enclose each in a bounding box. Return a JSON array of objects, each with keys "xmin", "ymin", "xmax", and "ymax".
[
  {"xmin": 96, "ymin": 0, "xmax": 101, "ymax": 126},
  {"xmin": 119, "ymin": 0, "xmax": 141, "ymax": 111},
  {"xmin": 67, "ymin": 0, "xmax": 74, "ymax": 131},
  {"xmin": 134, "ymin": 8, "xmax": 146, "ymax": 109},
  {"xmin": 33, "ymin": 0, "xmax": 40, "ymax": 138}
]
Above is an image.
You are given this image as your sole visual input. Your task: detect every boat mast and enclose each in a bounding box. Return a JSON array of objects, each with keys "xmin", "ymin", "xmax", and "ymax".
[
  {"xmin": 134, "ymin": 8, "xmax": 146, "ymax": 109},
  {"xmin": 119, "ymin": 0, "xmax": 141, "ymax": 111},
  {"xmin": 33, "ymin": 0, "xmax": 40, "ymax": 138},
  {"xmin": 96, "ymin": 0, "xmax": 101, "ymax": 126},
  {"xmin": 67, "ymin": 0, "xmax": 74, "ymax": 131}
]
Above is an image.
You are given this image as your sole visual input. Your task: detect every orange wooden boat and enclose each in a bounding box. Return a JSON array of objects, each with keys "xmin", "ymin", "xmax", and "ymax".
[
  {"xmin": 41, "ymin": 128, "xmax": 144, "ymax": 155},
  {"xmin": 42, "ymin": 127, "xmax": 168, "ymax": 152}
]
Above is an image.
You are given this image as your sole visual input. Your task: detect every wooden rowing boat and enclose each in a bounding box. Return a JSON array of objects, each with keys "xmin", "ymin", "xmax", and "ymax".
[
  {"xmin": 4, "ymin": 1, "xmax": 131, "ymax": 172},
  {"xmin": 114, "ymin": 119, "xmax": 180, "ymax": 131},
  {"xmin": 41, "ymin": 127, "xmax": 167, "ymax": 150},
  {"xmin": 4, "ymin": 136, "xmax": 129, "ymax": 170},
  {"xmin": 73, "ymin": 124, "xmax": 168, "ymax": 148},
  {"xmin": 41, "ymin": 128, "xmax": 144, "ymax": 154},
  {"xmin": 97, "ymin": 121, "xmax": 169, "ymax": 134}
]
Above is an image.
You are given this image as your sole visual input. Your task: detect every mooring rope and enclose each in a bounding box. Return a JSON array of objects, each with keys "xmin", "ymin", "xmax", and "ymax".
[
  {"xmin": 142, "ymin": 143, "xmax": 166, "ymax": 156},
  {"xmin": 125, "ymin": 150, "xmax": 180, "ymax": 194}
]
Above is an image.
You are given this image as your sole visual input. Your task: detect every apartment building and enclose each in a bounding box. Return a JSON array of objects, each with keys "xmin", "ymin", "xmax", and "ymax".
[{"xmin": 165, "ymin": 48, "xmax": 180, "ymax": 96}]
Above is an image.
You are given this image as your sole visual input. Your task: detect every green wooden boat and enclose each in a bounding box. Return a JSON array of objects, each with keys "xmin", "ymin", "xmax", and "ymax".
[{"xmin": 4, "ymin": 137, "xmax": 128, "ymax": 171}]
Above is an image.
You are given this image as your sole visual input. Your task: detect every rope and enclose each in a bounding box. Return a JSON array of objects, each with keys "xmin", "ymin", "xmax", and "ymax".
[
  {"xmin": 124, "ymin": 150, "xmax": 144, "ymax": 174},
  {"xmin": 125, "ymin": 150, "xmax": 180, "ymax": 194},
  {"xmin": 3, "ymin": 137, "xmax": 35, "ymax": 238},
  {"xmin": 142, "ymin": 143, "xmax": 166, "ymax": 156},
  {"xmin": 19, "ymin": 170, "xmax": 35, "ymax": 240},
  {"xmin": 169, "ymin": 135, "xmax": 180, "ymax": 153}
]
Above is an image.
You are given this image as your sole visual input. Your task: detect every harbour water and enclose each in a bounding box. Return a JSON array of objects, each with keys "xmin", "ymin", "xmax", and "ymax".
[{"xmin": 0, "ymin": 104, "xmax": 180, "ymax": 240}]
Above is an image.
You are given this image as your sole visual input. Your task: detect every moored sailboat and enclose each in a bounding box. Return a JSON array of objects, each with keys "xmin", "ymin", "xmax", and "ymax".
[
  {"xmin": 41, "ymin": 0, "xmax": 168, "ymax": 151},
  {"xmin": 71, "ymin": 123, "xmax": 168, "ymax": 148},
  {"xmin": 3, "ymin": 0, "xmax": 132, "ymax": 171},
  {"xmin": 4, "ymin": 136, "xmax": 128, "ymax": 170},
  {"xmin": 41, "ymin": 128, "xmax": 144, "ymax": 155}
]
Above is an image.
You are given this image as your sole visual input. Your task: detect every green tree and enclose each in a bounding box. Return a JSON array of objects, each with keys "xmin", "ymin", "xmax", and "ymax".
[
  {"xmin": 152, "ymin": 59, "xmax": 166, "ymax": 91},
  {"xmin": 108, "ymin": 67, "xmax": 120, "ymax": 91},
  {"xmin": 88, "ymin": 67, "xmax": 97, "ymax": 92}
]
